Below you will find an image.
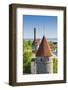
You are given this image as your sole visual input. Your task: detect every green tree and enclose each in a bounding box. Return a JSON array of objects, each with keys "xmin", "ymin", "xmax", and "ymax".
[
  {"xmin": 52, "ymin": 58, "xmax": 58, "ymax": 73},
  {"xmin": 28, "ymin": 40, "xmax": 32, "ymax": 46},
  {"xmin": 23, "ymin": 40, "xmax": 32, "ymax": 52},
  {"xmin": 23, "ymin": 50, "xmax": 32, "ymax": 74},
  {"xmin": 23, "ymin": 40, "xmax": 32, "ymax": 74},
  {"xmin": 49, "ymin": 41, "xmax": 55, "ymax": 51}
]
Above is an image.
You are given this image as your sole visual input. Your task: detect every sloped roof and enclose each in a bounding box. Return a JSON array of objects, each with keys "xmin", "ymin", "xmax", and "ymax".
[
  {"xmin": 36, "ymin": 36, "xmax": 52, "ymax": 57},
  {"xmin": 32, "ymin": 39, "xmax": 41, "ymax": 46}
]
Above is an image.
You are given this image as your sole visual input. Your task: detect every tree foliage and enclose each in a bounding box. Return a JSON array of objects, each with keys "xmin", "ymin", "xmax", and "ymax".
[
  {"xmin": 52, "ymin": 57, "xmax": 58, "ymax": 73},
  {"xmin": 49, "ymin": 41, "xmax": 55, "ymax": 51},
  {"xmin": 23, "ymin": 40, "xmax": 32, "ymax": 74}
]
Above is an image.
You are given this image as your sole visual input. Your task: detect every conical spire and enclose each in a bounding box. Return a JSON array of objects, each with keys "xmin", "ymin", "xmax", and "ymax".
[{"xmin": 36, "ymin": 36, "xmax": 52, "ymax": 57}]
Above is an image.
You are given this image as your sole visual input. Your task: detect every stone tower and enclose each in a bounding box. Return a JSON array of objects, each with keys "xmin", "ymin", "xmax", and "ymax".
[
  {"xmin": 31, "ymin": 28, "xmax": 41, "ymax": 74},
  {"xmin": 36, "ymin": 36, "xmax": 53, "ymax": 73},
  {"xmin": 31, "ymin": 29, "xmax": 53, "ymax": 74}
]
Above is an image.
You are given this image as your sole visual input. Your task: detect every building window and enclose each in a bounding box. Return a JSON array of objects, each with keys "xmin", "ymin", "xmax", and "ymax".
[
  {"xmin": 47, "ymin": 58, "xmax": 49, "ymax": 61},
  {"xmin": 41, "ymin": 58, "xmax": 42, "ymax": 62}
]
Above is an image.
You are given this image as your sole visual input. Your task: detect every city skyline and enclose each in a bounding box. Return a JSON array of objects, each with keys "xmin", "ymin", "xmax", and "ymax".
[{"xmin": 23, "ymin": 15, "xmax": 57, "ymax": 39}]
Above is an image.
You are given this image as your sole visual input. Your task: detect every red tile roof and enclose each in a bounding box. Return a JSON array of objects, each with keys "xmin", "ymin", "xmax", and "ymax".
[{"xmin": 36, "ymin": 36, "xmax": 52, "ymax": 57}]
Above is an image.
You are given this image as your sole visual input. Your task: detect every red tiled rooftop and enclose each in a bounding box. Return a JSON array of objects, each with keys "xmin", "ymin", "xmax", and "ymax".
[{"xmin": 36, "ymin": 36, "xmax": 52, "ymax": 57}]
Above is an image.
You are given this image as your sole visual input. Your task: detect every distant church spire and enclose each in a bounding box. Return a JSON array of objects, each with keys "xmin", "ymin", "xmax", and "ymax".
[{"xmin": 34, "ymin": 27, "xmax": 36, "ymax": 41}]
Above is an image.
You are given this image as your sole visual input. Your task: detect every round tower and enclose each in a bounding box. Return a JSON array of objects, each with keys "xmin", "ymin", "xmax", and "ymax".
[{"xmin": 36, "ymin": 36, "xmax": 53, "ymax": 73}]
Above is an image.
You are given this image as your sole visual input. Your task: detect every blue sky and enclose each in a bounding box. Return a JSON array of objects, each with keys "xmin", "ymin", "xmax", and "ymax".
[{"xmin": 23, "ymin": 15, "xmax": 57, "ymax": 39}]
